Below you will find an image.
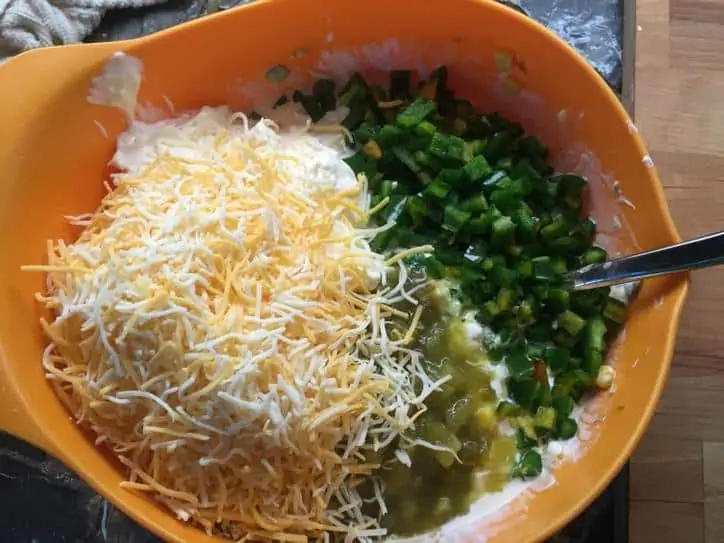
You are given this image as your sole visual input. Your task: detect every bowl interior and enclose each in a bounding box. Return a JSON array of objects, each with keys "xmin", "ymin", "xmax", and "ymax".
[{"xmin": 0, "ymin": 0, "xmax": 687, "ymax": 542}]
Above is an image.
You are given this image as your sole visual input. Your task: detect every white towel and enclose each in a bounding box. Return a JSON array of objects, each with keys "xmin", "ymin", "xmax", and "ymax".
[{"xmin": 0, "ymin": 0, "xmax": 167, "ymax": 60}]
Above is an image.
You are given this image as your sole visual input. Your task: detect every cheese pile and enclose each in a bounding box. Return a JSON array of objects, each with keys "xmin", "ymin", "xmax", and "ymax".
[{"xmin": 27, "ymin": 108, "xmax": 444, "ymax": 542}]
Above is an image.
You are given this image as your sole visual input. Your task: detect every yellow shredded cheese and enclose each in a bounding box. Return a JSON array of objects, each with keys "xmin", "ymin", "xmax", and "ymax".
[{"xmin": 27, "ymin": 107, "xmax": 444, "ymax": 542}]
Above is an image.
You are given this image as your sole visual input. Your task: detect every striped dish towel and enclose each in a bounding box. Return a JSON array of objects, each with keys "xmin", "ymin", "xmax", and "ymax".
[{"xmin": 0, "ymin": 0, "xmax": 167, "ymax": 60}]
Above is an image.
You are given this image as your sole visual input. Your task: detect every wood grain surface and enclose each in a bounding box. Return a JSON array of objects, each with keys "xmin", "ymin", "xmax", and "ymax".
[{"xmin": 633, "ymin": 1, "xmax": 724, "ymax": 541}]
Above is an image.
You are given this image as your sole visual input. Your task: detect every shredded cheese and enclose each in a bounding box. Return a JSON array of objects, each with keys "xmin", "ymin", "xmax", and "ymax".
[{"xmin": 26, "ymin": 107, "xmax": 442, "ymax": 542}]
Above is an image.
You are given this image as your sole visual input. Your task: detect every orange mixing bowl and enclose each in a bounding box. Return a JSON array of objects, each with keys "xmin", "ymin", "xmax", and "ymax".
[{"xmin": 0, "ymin": 0, "xmax": 688, "ymax": 541}]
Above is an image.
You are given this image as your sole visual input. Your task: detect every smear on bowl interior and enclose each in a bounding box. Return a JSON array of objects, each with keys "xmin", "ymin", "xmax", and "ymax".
[{"xmin": 23, "ymin": 63, "xmax": 634, "ymax": 542}]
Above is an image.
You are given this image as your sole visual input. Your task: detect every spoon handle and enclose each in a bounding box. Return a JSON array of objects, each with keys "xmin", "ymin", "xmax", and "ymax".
[{"xmin": 569, "ymin": 230, "xmax": 724, "ymax": 291}]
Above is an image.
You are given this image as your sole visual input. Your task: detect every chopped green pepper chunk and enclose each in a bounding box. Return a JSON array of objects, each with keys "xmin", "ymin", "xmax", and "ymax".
[
  {"xmin": 491, "ymin": 216, "xmax": 516, "ymax": 246},
  {"xmin": 489, "ymin": 265, "xmax": 518, "ymax": 288},
  {"xmin": 389, "ymin": 70, "xmax": 412, "ymax": 100},
  {"xmin": 406, "ymin": 196, "xmax": 428, "ymax": 227},
  {"xmin": 532, "ymin": 256, "xmax": 558, "ymax": 282},
  {"xmin": 506, "ymin": 350, "xmax": 533, "ymax": 378},
  {"xmin": 497, "ymin": 400, "xmax": 521, "ymax": 417},
  {"xmin": 556, "ymin": 417, "xmax": 578, "ymax": 440},
  {"xmin": 463, "ymin": 155, "xmax": 493, "ymax": 182},
  {"xmin": 391, "ymin": 147, "xmax": 428, "ymax": 183},
  {"xmin": 397, "ymin": 98, "xmax": 438, "ymax": 129},
  {"xmin": 507, "ymin": 377, "xmax": 541, "ymax": 411},
  {"xmin": 462, "ymin": 194, "xmax": 489, "ymax": 213},
  {"xmin": 425, "ymin": 256, "xmax": 446, "ymax": 279},
  {"xmin": 603, "ymin": 297, "xmax": 627, "ymax": 324},
  {"xmin": 554, "ymin": 173, "xmax": 588, "ymax": 197},
  {"xmin": 428, "ymin": 132, "xmax": 450, "ymax": 158},
  {"xmin": 557, "ymin": 310, "xmax": 587, "ymax": 336},
  {"xmin": 312, "ymin": 78, "xmax": 337, "ymax": 112},
  {"xmin": 541, "ymin": 214, "xmax": 570, "ymax": 240},
  {"xmin": 513, "ymin": 449, "xmax": 543, "ymax": 478},
  {"xmin": 552, "ymin": 396, "xmax": 575, "ymax": 420},
  {"xmin": 443, "ymin": 205, "xmax": 472, "ymax": 232},
  {"xmin": 415, "ymin": 120, "xmax": 438, "ymax": 138},
  {"xmin": 497, "ymin": 287, "xmax": 516, "ymax": 312},
  {"xmin": 424, "ymin": 179, "xmax": 451, "ymax": 200},
  {"xmin": 378, "ymin": 124, "xmax": 404, "ymax": 148},
  {"xmin": 545, "ymin": 347, "xmax": 571, "ymax": 372},
  {"xmin": 534, "ymin": 406, "xmax": 557, "ymax": 430},
  {"xmin": 547, "ymin": 288, "xmax": 570, "ymax": 312},
  {"xmin": 481, "ymin": 300, "xmax": 501, "ymax": 323}
]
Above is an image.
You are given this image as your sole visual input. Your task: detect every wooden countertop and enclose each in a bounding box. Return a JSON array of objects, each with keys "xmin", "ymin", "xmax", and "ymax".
[{"xmin": 632, "ymin": 1, "xmax": 724, "ymax": 542}]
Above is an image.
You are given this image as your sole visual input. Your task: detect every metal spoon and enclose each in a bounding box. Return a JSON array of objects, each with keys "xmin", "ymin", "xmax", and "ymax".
[{"xmin": 567, "ymin": 230, "xmax": 724, "ymax": 291}]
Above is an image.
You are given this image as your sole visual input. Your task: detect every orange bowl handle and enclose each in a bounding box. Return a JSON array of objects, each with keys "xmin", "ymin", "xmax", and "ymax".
[
  {"xmin": 0, "ymin": 42, "xmax": 121, "ymax": 141},
  {"xmin": 0, "ymin": 42, "xmax": 121, "ymax": 458},
  {"xmin": 0, "ymin": 362, "xmax": 60, "ymax": 455}
]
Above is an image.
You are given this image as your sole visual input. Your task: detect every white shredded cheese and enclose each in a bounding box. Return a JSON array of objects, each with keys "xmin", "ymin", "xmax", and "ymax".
[{"xmin": 26, "ymin": 108, "xmax": 442, "ymax": 542}]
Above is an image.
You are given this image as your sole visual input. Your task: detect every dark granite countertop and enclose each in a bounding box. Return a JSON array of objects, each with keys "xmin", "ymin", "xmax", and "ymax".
[
  {"xmin": 88, "ymin": 0, "xmax": 623, "ymax": 90},
  {"xmin": 1, "ymin": 2, "xmax": 626, "ymax": 542}
]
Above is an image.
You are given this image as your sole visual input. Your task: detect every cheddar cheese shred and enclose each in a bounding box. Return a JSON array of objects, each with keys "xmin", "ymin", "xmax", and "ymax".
[{"xmin": 25, "ymin": 108, "xmax": 443, "ymax": 541}]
